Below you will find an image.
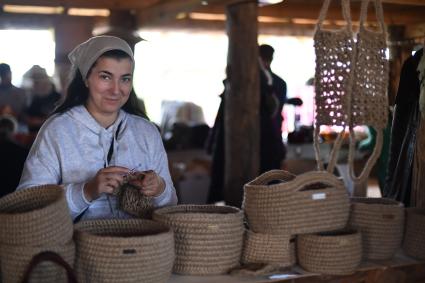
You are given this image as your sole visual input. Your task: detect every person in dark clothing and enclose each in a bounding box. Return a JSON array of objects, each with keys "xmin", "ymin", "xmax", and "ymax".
[{"xmin": 0, "ymin": 115, "xmax": 29, "ymax": 198}]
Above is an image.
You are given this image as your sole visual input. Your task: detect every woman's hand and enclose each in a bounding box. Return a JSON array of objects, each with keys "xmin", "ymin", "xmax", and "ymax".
[
  {"xmin": 83, "ymin": 166, "xmax": 129, "ymax": 201},
  {"xmin": 129, "ymin": 170, "xmax": 165, "ymax": 197}
]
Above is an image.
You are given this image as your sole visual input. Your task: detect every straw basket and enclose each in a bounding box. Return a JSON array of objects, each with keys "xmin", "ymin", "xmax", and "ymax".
[
  {"xmin": 0, "ymin": 185, "xmax": 73, "ymax": 246},
  {"xmin": 242, "ymin": 230, "xmax": 296, "ymax": 266},
  {"xmin": 403, "ymin": 208, "xmax": 425, "ymax": 260},
  {"xmin": 0, "ymin": 241, "xmax": 75, "ymax": 283},
  {"xmin": 349, "ymin": 197, "xmax": 404, "ymax": 260},
  {"xmin": 74, "ymin": 219, "xmax": 174, "ymax": 283},
  {"xmin": 297, "ymin": 229, "xmax": 362, "ymax": 275},
  {"xmin": 152, "ymin": 205, "xmax": 244, "ymax": 275},
  {"xmin": 243, "ymin": 170, "xmax": 350, "ymax": 234}
]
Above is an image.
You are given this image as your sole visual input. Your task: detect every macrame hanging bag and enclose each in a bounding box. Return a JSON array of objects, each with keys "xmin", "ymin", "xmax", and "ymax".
[
  {"xmin": 313, "ymin": 0, "xmax": 356, "ymax": 174},
  {"xmin": 243, "ymin": 170, "xmax": 350, "ymax": 235},
  {"xmin": 74, "ymin": 219, "xmax": 174, "ymax": 283},
  {"xmin": 403, "ymin": 208, "xmax": 425, "ymax": 260},
  {"xmin": 348, "ymin": 197, "xmax": 404, "ymax": 260},
  {"xmin": 348, "ymin": 0, "xmax": 389, "ymax": 184}
]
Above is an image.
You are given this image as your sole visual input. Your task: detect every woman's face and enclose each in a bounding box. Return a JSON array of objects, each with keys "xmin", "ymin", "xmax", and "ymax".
[{"xmin": 85, "ymin": 56, "xmax": 133, "ymax": 122}]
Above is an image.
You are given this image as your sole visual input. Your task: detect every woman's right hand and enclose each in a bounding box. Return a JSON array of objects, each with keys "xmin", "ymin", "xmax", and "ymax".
[{"xmin": 83, "ymin": 166, "xmax": 129, "ymax": 202}]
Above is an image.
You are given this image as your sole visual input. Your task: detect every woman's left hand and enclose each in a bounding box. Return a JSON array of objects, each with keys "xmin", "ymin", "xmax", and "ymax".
[{"xmin": 129, "ymin": 170, "xmax": 165, "ymax": 197}]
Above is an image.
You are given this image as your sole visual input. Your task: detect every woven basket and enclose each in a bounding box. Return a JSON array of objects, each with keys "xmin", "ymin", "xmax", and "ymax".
[
  {"xmin": 74, "ymin": 219, "xmax": 174, "ymax": 283},
  {"xmin": 0, "ymin": 185, "xmax": 74, "ymax": 246},
  {"xmin": 152, "ymin": 205, "xmax": 244, "ymax": 275},
  {"xmin": 243, "ymin": 170, "xmax": 350, "ymax": 234},
  {"xmin": 349, "ymin": 197, "xmax": 404, "ymax": 260},
  {"xmin": 297, "ymin": 229, "xmax": 362, "ymax": 275},
  {"xmin": 0, "ymin": 241, "xmax": 75, "ymax": 283},
  {"xmin": 242, "ymin": 230, "xmax": 295, "ymax": 266},
  {"xmin": 403, "ymin": 208, "xmax": 425, "ymax": 260}
]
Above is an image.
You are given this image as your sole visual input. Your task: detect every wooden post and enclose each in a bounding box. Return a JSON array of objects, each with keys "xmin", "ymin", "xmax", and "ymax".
[{"xmin": 224, "ymin": 0, "xmax": 259, "ymax": 207}]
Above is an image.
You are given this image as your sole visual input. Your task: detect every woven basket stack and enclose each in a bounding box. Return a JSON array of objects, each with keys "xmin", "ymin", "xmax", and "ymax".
[
  {"xmin": 348, "ymin": 197, "xmax": 404, "ymax": 260},
  {"xmin": 0, "ymin": 185, "xmax": 75, "ymax": 283},
  {"xmin": 74, "ymin": 218, "xmax": 174, "ymax": 283},
  {"xmin": 403, "ymin": 208, "xmax": 425, "ymax": 260},
  {"xmin": 242, "ymin": 170, "xmax": 355, "ymax": 273},
  {"xmin": 152, "ymin": 204, "xmax": 244, "ymax": 275}
]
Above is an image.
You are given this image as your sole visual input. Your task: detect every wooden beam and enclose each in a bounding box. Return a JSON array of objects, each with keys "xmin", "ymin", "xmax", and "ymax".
[{"xmin": 0, "ymin": 0, "xmax": 160, "ymax": 10}]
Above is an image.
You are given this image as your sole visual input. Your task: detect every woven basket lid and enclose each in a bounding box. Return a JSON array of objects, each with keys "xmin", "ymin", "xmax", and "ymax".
[{"xmin": 0, "ymin": 185, "xmax": 73, "ymax": 245}]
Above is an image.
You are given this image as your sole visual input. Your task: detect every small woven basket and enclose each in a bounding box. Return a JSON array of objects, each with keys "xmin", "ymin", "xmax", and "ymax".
[
  {"xmin": 0, "ymin": 185, "xmax": 74, "ymax": 246},
  {"xmin": 0, "ymin": 241, "xmax": 75, "ymax": 283},
  {"xmin": 242, "ymin": 230, "xmax": 295, "ymax": 266},
  {"xmin": 297, "ymin": 229, "xmax": 362, "ymax": 275},
  {"xmin": 74, "ymin": 219, "xmax": 174, "ymax": 283},
  {"xmin": 152, "ymin": 204, "xmax": 245, "ymax": 275},
  {"xmin": 349, "ymin": 197, "xmax": 404, "ymax": 260},
  {"xmin": 403, "ymin": 208, "xmax": 425, "ymax": 260},
  {"xmin": 243, "ymin": 170, "xmax": 350, "ymax": 235}
]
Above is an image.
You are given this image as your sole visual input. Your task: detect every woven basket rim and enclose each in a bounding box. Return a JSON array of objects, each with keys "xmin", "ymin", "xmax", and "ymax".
[
  {"xmin": 405, "ymin": 208, "xmax": 425, "ymax": 216},
  {"xmin": 0, "ymin": 185, "xmax": 63, "ymax": 216},
  {"xmin": 350, "ymin": 197, "xmax": 404, "ymax": 207},
  {"xmin": 153, "ymin": 204, "xmax": 242, "ymax": 218},
  {"xmin": 75, "ymin": 219, "xmax": 172, "ymax": 242}
]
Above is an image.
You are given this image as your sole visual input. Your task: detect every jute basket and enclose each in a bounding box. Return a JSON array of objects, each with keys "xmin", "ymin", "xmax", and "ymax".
[
  {"xmin": 403, "ymin": 208, "xmax": 425, "ymax": 260},
  {"xmin": 297, "ymin": 229, "xmax": 362, "ymax": 275},
  {"xmin": 349, "ymin": 197, "xmax": 404, "ymax": 260},
  {"xmin": 242, "ymin": 230, "xmax": 295, "ymax": 266},
  {"xmin": 152, "ymin": 205, "xmax": 244, "ymax": 275},
  {"xmin": 0, "ymin": 185, "xmax": 73, "ymax": 246},
  {"xmin": 0, "ymin": 241, "xmax": 75, "ymax": 283},
  {"xmin": 243, "ymin": 170, "xmax": 350, "ymax": 234},
  {"xmin": 74, "ymin": 219, "xmax": 174, "ymax": 283}
]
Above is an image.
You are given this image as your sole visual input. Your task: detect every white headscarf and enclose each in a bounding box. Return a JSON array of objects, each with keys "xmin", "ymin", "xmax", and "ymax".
[{"xmin": 68, "ymin": 36, "xmax": 134, "ymax": 79}]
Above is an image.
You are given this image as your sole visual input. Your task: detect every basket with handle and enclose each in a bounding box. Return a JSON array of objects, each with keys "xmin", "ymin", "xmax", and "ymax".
[
  {"xmin": 403, "ymin": 208, "xmax": 425, "ymax": 260},
  {"xmin": 241, "ymin": 230, "xmax": 295, "ymax": 267},
  {"xmin": 0, "ymin": 241, "xmax": 75, "ymax": 283},
  {"xmin": 348, "ymin": 197, "xmax": 404, "ymax": 260},
  {"xmin": 74, "ymin": 219, "xmax": 174, "ymax": 283},
  {"xmin": 0, "ymin": 185, "xmax": 74, "ymax": 246},
  {"xmin": 243, "ymin": 170, "xmax": 350, "ymax": 235},
  {"xmin": 297, "ymin": 229, "xmax": 362, "ymax": 275},
  {"xmin": 152, "ymin": 204, "xmax": 244, "ymax": 275}
]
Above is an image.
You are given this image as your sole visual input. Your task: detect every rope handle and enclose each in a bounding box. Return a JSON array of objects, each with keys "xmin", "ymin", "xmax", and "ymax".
[
  {"xmin": 316, "ymin": 0, "xmax": 352, "ymax": 31},
  {"xmin": 359, "ymin": 0, "xmax": 386, "ymax": 34},
  {"xmin": 347, "ymin": 126, "xmax": 383, "ymax": 185},
  {"xmin": 21, "ymin": 251, "xmax": 78, "ymax": 283},
  {"xmin": 314, "ymin": 125, "xmax": 346, "ymax": 174},
  {"xmin": 248, "ymin": 169, "xmax": 296, "ymax": 186}
]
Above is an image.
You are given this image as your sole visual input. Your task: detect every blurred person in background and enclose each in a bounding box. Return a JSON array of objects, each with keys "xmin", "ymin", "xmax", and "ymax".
[{"xmin": 0, "ymin": 63, "xmax": 27, "ymax": 120}]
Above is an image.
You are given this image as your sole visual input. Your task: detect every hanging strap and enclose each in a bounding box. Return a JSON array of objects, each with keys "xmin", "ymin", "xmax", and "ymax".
[
  {"xmin": 314, "ymin": 125, "xmax": 346, "ymax": 173},
  {"xmin": 316, "ymin": 0, "xmax": 352, "ymax": 32},
  {"xmin": 359, "ymin": 0, "xmax": 386, "ymax": 34}
]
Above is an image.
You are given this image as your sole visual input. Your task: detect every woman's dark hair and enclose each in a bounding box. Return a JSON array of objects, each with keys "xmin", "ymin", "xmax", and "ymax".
[{"xmin": 53, "ymin": 49, "xmax": 147, "ymax": 119}]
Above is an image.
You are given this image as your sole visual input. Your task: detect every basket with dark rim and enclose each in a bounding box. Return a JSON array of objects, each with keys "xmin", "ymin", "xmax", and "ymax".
[
  {"xmin": 348, "ymin": 197, "xmax": 404, "ymax": 260},
  {"xmin": 0, "ymin": 241, "xmax": 75, "ymax": 283},
  {"xmin": 243, "ymin": 170, "xmax": 350, "ymax": 235},
  {"xmin": 152, "ymin": 204, "xmax": 244, "ymax": 275},
  {"xmin": 242, "ymin": 230, "xmax": 296, "ymax": 266},
  {"xmin": 74, "ymin": 219, "xmax": 174, "ymax": 283},
  {"xmin": 403, "ymin": 208, "xmax": 425, "ymax": 260},
  {"xmin": 0, "ymin": 185, "xmax": 73, "ymax": 246},
  {"xmin": 297, "ymin": 229, "xmax": 362, "ymax": 275}
]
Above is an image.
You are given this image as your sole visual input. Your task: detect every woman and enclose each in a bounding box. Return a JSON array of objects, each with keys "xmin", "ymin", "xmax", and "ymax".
[{"xmin": 17, "ymin": 36, "xmax": 177, "ymax": 221}]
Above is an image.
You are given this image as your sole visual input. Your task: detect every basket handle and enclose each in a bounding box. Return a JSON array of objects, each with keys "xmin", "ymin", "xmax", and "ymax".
[
  {"xmin": 21, "ymin": 251, "xmax": 78, "ymax": 283},
  {"xmin": 316, "ymin": 0, "xmax": 352, "ymax": 31},
  {"xmin": 249, "ymin": 169, "xmax": 296, "ymax": 186},
  {"xmin": 291, "ymin": 171, "xmax": 346, "ymax": 193},
  {"xmin": 359, "ymin": 0, "xmax": 386, "ymax": 34}
]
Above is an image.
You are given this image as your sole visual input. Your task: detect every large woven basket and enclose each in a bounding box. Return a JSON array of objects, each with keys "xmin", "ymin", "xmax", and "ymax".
[
  {"xmin": 152, "ymin": 204, "xmax": 244, "ymax": 275},
  {"xmin": 0, "ymin": 241, "xmax": 75, "ymax": 283},
  {"xmin": 403, "ymin": 208, "xmax": 425, "ymax": 260},
  {"xmin": 74, "ymin": 219, "xmax": 174, "ymax": 283},
  {"xmin": 242, "ymin": 230, "xmax": 295, "ymax": 266},
  {"xmin": 297, "ymin": 229, "xmax": 362, "ymax": 275},
  {"xmin": 349, "ymin": 197, "xmax": 404, "ymax": 260},
  {"xmin": 243, "ymin": 170, "xmax": 350, "ymax": 234},
  {"xmin": 0, "ymin": 185, "xmax": 73, "ymax": 246}
]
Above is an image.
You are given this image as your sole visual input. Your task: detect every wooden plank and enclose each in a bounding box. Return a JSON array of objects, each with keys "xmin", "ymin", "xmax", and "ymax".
[
  {"xmin": 0, "ymin": 0, "xmax": 160, "ymax": 10},
  {"xmin": 224, "ymin": 1, "xmax": 260, "ymax": 208}
]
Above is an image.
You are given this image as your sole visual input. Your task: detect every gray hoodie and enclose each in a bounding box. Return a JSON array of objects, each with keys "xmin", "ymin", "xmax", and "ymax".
[{"xmin": 17, "ymin": 105, "xmax": 177, "ymax": 221}]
